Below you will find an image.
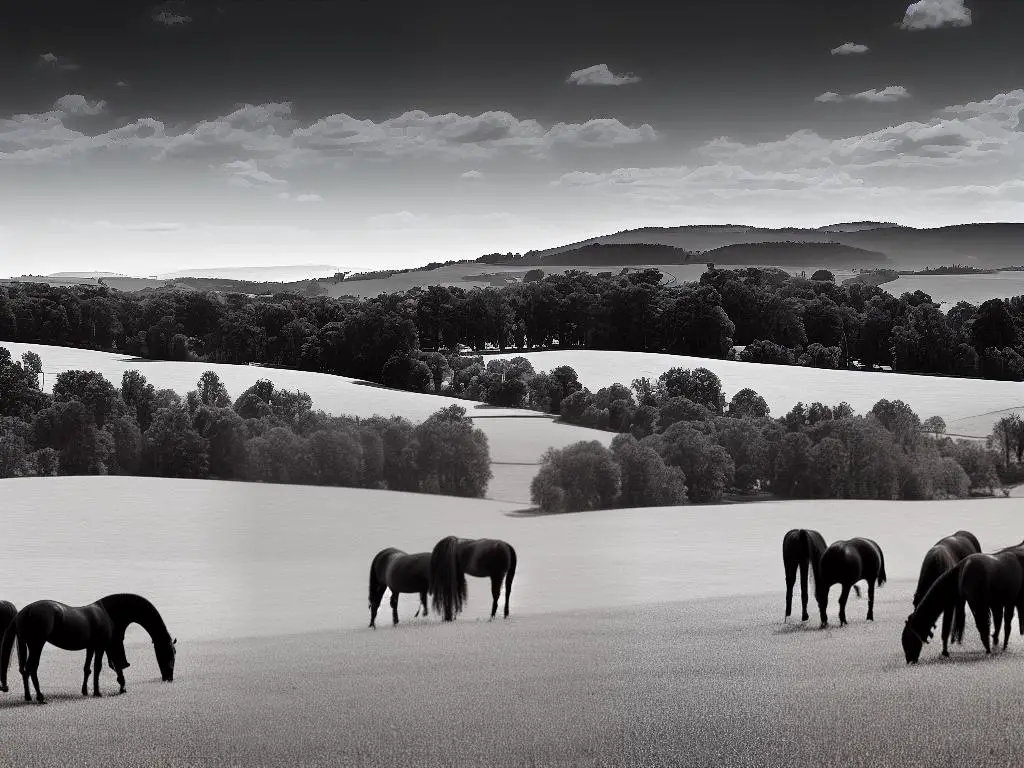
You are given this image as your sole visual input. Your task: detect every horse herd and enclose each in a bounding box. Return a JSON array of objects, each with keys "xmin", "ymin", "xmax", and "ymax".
[
  {"xmin": 3, "ymin": 525, "xmax": 1017, "ymax": 707},
  {"xmin": 783, "ymin": 527, "xmax": 1024, "ymax": 663},
  {"xmin": 0, "ymin": 536, "xmax": 511, "ymax": 706}
]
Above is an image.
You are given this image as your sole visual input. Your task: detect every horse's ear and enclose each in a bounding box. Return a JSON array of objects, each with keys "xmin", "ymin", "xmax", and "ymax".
[{"xmin": 173, "ymin": 638, "xmax": 177, "ymax": 645}]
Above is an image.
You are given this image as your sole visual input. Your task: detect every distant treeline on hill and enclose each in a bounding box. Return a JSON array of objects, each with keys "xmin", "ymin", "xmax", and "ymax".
[
  {"xmin": 5, "ymin": 265, "xmax": 1024, "ymax": 390},
  {"xmin": 0, "ymin": 347, "xmax": 492, "ymax": 497}
]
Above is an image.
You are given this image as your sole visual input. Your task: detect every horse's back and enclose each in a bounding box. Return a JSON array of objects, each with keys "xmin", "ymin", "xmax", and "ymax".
[
  {"xmin": 462, "ymin": 538, "xmax": 513, "ymax": 576},
  {"xmin": 386, "ymin": 552, "xmax": 431, "ymax": 592},
  {"xmin": 15, "ymin": 599, "xmax": 110, "ymax": 649}
]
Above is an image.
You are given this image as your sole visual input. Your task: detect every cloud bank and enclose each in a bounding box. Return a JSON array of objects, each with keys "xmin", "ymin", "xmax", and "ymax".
[{"xmin": 831, "ymin": 42, "xmax": 870, "ymax": 55}]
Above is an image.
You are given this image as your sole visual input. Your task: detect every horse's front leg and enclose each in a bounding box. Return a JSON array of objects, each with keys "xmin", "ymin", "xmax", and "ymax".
[
  {"xmin": 92, "ymin": 648, "xmax": 105, "ymax": 697},
  {"xmin": 82, "ymin": 648, "xmax": 94, "ymax": 696},
  {"xmin": 866, "ymin": 579, "xmax": 875, "ymax": 621},
  {"xmin": 390, "ymin": 592, "xmax": 400, "ymax": 626},
  {"xmin": 414, "ymin": 590, "xmax": 428, "ymax": 618},
  {"xmin": 838, "ymin": 584, "xmax": 852, "ymax": 627},
  {"xmin": 1003, "ymin": 606, "xmax": 1014, "ymax": 650},
  {"xmin": 818, "ymin": 585, "xmax": 830, "ymax": 628},
  {"xmin": 940, "ymin": 609, "xmax": 954, "ymax": 657}
]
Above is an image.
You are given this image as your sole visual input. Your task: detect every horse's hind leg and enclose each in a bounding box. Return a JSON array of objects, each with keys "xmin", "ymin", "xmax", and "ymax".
[
  {"xmin": 92, "ymin": 648, "xmax": 105, "ymax": 697},
  {"xmin": 866, "ymin": 579, "xmax": 875, "ymax": 621},
  {"xmin": 798, "ymin": 559, "xmax": 810, "ymax": 622},
  {"xmin": 82, "ymin": 648, "xmax": 94, "ymax": 696},
  {"xmin": 415, "ymin": 590, "xmax": 428, "ymax": 618},
  {"xmin": 992, "ymin": 608, "xmax": 1003, "ymax": 650},
  {"xmin": 784, "ymin": 559, "xmax": 798, "ymax": 621},
  {"xmin": 838, "ymin": 584, "xmax": 852, "ymax": 626},
  {"xmin": 1003, "ymin": 606, "xmax": 1014, "ymax": 650},
  {"xmin": 390, "ymin": 592, "xmax": 400, "ymax": 626},
  {"xmin": 489, "ymin": 575, "xmax": 501, "ymax": 621},
  {"xmin": 24, "ymin": 642, "xmax": 46, "ymax": 704}
]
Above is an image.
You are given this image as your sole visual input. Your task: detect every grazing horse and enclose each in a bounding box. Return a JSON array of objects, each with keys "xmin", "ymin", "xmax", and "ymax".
[
  {"xmin": 0, "ymin": 593, "xmax": 176, "ymax": 704},
  {"xmin": 910, "ymin": 530, "xmax": 982, "ymax": 656},
  {"xmin": 368, "ymin": 547, "xmax": 432, "ymax": 629},
  {"xmin": 430, "ymin": 536, "xmax": 517, "ymax": 622},
  {"xmin": 903, "ymin": 551, "xmax": 1023, "ymax": 663},
  {"xmin": 817, "ymin": 538, "xmax": 886, "ymax": 628},
  {"xmin": 782, "ymin": 529, "xmax": 861, "ymax": 623}
]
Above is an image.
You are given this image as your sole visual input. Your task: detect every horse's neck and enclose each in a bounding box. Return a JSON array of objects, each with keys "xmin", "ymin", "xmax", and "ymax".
[
  {"xmin": 102, "ymin": 595, "xmax": 169, "ymax": 643},
  {"xmin": 912, "ymin": 564, "xmax": 961, "ymax": 632}
]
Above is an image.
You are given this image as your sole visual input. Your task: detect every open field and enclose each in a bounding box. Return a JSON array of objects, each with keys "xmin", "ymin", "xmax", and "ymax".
[
  {"xmin": 4, "ymin": 477, "xmax": 1024, "ymax": 641},
  {"xmin": 490, "ymin": 349, "xmax": 1024, "ymax": 439},
  {"xmin": 4, "ymin": 477, "xmax": 1024, "ymax": 765},
  {"xmin": 0, "ymin": 341, "xmax": 612, "ymax": 504},
  {"xmin": 883, "ymin": 271, "xmax": 1024, "ymax": 307}
]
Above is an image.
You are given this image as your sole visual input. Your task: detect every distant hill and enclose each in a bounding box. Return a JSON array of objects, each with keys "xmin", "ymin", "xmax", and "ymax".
[
  {"xmin": 522, "ymin": 242, "xmax": 697, "ymax": 267},
  {"xmin": 526, "ymin": 222, "xmax": 1024, "ymax": 271},
  {"xmin": 702, "ymin": 241, "xmax": 890, "ymax": 268},
  {"xmin": 814, "ymin": 221, "xmax": 901, "ymax": 233}
]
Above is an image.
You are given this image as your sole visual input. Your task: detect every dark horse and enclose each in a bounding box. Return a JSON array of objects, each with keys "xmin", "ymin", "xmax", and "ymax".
[
  {"xmin": 782, "ymin": 529, "xmax": 860, "ymax": 623},
  {"xmin": 903, "ymin": 551, "xmax": 1023, "ymax": 663},
  {"xmin": 368, "ymin": 547, "xmax": 432, "ymax": 629},
  {"xmin": 0, "ymin": 593, "xmax": 176, "ymax": 704},
  {"xmin": 430, "ymin": 536, "xmax": 517, "ymax": 622},
  {"xmin": 0, "ymin": 602, "xmax": 14, "ymax": 647},
  {"xmin": 910, "ymin": 530, "xmax": 982, "ymax": 657},
  {"xmin": 817, "ymin": 538, "xmax": 886, "ymax": 628}
]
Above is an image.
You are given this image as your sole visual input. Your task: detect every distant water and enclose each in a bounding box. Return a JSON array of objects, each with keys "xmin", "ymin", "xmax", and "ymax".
[{"xmin": 6, "ymin": 476, "xmax": 1024, "ymax": 646}]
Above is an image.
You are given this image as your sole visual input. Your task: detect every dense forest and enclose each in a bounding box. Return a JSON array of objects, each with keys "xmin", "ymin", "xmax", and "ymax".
[
  {"xmin": 5, "ymin": 266, "xmax": 1024, "ymax": 385},
  {"xmin": 0, "ymin": 347, "xmax": 492, "ymax": 497}
]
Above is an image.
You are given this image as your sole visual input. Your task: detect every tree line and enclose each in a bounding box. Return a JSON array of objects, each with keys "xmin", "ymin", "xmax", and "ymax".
[
  {"xmin": 6, "ymin": 265, "xmax": 1024, "ymax": 385},
  {"xmin": 527, "ymin": 364, "xmax": 1006, "ymax": 513},
  {"xmin": 0, "ymin": 347, "xmax": 492, "ymax": 497}
]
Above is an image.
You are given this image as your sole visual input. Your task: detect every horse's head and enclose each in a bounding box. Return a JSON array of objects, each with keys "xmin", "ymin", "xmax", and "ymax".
[
  {"xmin": 901, "ymin": 615, "xmax": 925, "ymax": 664},
  {"xmin": 155, "ymin": 636, "xmax": 177, "ymax": 681}
]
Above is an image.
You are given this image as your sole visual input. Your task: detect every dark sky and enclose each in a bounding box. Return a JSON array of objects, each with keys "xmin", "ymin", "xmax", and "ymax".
[{"xmin": 0, "ymin": 0, "xmax": 1021, "ymax": 274}]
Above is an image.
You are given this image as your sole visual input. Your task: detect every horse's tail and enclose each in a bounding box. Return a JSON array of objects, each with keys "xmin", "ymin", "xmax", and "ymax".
[
  {"xmin": 872, "ymin": 540, "xmax": 887, "ymax": 587},
  {"xmin": 0, "ymin": 621, "xmax": 16, "ymax": 692},
  {"xmin": 430, "ymin": 536, "xmax": 467, "ymax": 622},
  {"xmin": 804, "ymin": 530, "xmax": 827, "ymax": 592},
  {"xmin": 952, "ymin": 596, "xmax": 967, "ymax": 644},
  {"xmin": 505, "ymin": 543, "xmax": 517, "ymax": 594},
  {"xmin": 368, "ymin": 548, "xmax": 393, "ymax": 608}
]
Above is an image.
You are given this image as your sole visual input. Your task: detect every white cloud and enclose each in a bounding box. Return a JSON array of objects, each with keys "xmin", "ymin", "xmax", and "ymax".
[
  {"xmin": 53, "ymin": 94, "xmax": 107, "ymax": 117},
  {"xmin": 850, "ymin": 86, "xmax": 911, "ymax": 103},
  {"xmin": 0, "ymin": 102, "xmax": 656, "ymax": 166},
  {"xmin": 153, "ymin": 10, "xmax": 192, "ymax": 25},
  {"xmin": 460, "ymin": 169, "xmax": 484, "ymax": 180},
  {"xmin": 815, "ymin": 91, "xmax": 844, "ymax": 103},
  {"xmin": 89, "ymin": 220, "xmax": 185, "ymax": 232},
  {"xmin": 38, "ymin": 52, "xmax": 80, "ymax": 71},
  {"xmin": 553, "ymin": 90, "xmax": 1024, "ymax": 219},
  {"xmin": 900, "ymin": 0, "xmax": 971, "ymax": 30},
  {"xmin": 116, "ymin": 81, "xmax": 129, "ymax": 88},
  {"xmin": 367, "ymin": 211, "xmax": 519, "ymax": 230},
  {"xmin": 831, "ymin": 42, "xmax": 870, "ymax": 55},
  {"xmin": 293, "ymin": 193, "xmax": 323, "ymax": 203},
  {"xmin": 815, "ymin": 86, "xmax": 911, "ymax": 103},
  {"xmin": 219, "ymin": 159, "xmax": 288, "ymax": 188},
  {"xmin": 566, "ymin": 64, "xmax": 641, "ymax": 87}
]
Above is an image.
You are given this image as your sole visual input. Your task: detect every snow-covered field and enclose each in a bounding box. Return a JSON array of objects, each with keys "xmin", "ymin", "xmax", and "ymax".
[
  {"xmin": 883, "ymin": 271, "xmax": 1024, "ymax": 307},
  {"xmin": 490, "ymin": 349, "xmax": 1024, "ymax": 438},
  {"xmin": 3, "ymin": 476, "xmax": 1024, "ymax": 643}
]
